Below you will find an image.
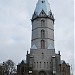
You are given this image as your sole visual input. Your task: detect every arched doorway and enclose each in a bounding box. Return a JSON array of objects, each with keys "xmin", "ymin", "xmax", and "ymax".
[{"xmin": 39, "ymin": 71, "xmax": 47, "ymax": 75}]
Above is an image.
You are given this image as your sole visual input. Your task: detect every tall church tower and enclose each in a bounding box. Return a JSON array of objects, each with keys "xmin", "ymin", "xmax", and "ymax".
[
  {"xmin": 31, "ymin": 0, "xmax": 54, "ymax": 50},
  {"xmin": 30, "ymin": 0, "xmax": 58, "ymax": 75},
  {"xmin": 17, "ymin": 0, "xmax": 71, "ymax": 75}
]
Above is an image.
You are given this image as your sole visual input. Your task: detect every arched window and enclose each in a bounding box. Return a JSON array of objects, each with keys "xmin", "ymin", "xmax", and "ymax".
[
  {"xmin": 42, "ymin": 53, "xmax": 44, "ymax": 59},
  {"xmin": 21, "ymin": 67, "xmax": 24, "ymax": 75},
  {"xmin": 44, "ymin": 62, "xmax": 46, "ymax": 68},
  {"xmin": 41, "ymin": 30, "xmax": 45, "ymax": 38},
  {"xmin": 40, "ymin": 62, "xmax": 41, "ymax": 68},
  {"xmin": 63, "ymin": 67, "xmax": 65, "ymax": 72},
  {"xmin": 37, "ymin": 62, "xmax": 38, "ymax": 68},
  {"xmin": 47, "ymin": 62, "xmax": 48, "ymax": 68},
  {"xmin": 41, "ymin": 20, "xmax": 45, "ymax": 27},
  {"xmin": 34, "ymin": 62, "xmax": 36, "ymax": 68},
  {"xmin": 41, "ymin": 40, "xmax": 45, "ymax": 49}
]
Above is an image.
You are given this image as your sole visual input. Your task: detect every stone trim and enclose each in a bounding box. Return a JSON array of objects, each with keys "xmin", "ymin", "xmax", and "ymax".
[
  {"xmin": 32, "ymin": 27, "xmax": 54, "ymax": 31},
  {"xmin": 32, "ymin": 38, "xmax": 54, "ymax": 41},
  {"xmin": 31, "ymin": 16, "xmax": 55, "ymax": 23}
]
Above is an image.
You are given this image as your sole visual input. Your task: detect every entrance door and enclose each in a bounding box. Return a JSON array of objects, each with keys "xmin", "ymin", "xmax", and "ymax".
[{"xmin": 39, "ymin": 71, "xmax": 47, "ymax": 75}]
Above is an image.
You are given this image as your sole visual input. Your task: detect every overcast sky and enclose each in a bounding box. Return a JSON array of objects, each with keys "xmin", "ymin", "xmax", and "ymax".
[{"xmin": 0, "ymin": 0, "xmax": 74, "ymax": 74}]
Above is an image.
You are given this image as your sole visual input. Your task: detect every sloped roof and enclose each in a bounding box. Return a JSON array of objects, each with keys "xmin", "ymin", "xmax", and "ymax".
[
  {"xmin": 35, "ymin": 0, "xmax": 51, "ymax": 16},
  {"xmin": 60, "ymin": 60, "xmax": 65, "ymax": 64},
  {"xmin": 31, "ymin": 44, "xmax": 37, "ymax": 49},
  {"xmin": 48, "ymin": 44, "xmax": 54, "ymax": 49},
  {"xmin": 21, "ymin": 60, "xmax": 26, "ymax": 64}
]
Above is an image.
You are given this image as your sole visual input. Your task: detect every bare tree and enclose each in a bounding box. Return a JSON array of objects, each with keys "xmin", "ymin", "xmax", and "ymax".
[
  {"xmin": 5, "ymin": 60, "xmax": 17, "ymax": 75},
  {"xmin": 0, "ymin": 60, "xmax": 17, "ymax": 75}
]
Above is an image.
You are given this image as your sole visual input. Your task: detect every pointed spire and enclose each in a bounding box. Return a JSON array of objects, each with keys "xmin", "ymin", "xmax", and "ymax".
[
  {"xmin": 32, "ymin": 0, "xmax": 54, "ymax": 21},
  {"xmin": 35, "ymin": 0, "xmax": 51, "ymax": 16}
]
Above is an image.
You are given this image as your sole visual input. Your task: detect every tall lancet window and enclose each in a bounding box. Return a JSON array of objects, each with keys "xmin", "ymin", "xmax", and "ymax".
[
  {"xmin": 41, "ymin": 40, "xmax": 45, "ymax": 49},
  {"xmin": 44, "ymin": 62, "xmax": 46, "ymax": 68},
  {"xmin": 41, "ymin": 30, "xmax": 45, "ymax": 38},
  {"xmin": 40, "ymin": 62, "xmax": 41, "ymax": 68},
  {"xmin": 42, "ymin": 53, "xmax": 44, "ymax": 59},
  {"xmin": 21, "ymin": 67, "xmax": 24, "ymax": 75},
  {"xmin": 41, "ymin": 20, "xmax": 45, "ymax": 27}
]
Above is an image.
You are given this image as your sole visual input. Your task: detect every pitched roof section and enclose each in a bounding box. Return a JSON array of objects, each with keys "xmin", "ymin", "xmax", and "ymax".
[
  {"xmin": 48, "ymin": 44, "xmax": 54, "ymax": 49},
  {"xmin": 31, "ymin": 44, "xmax": 37, "ymax": 49},
  {"xmin": 35, "ymin": 0, "xmax": 51, "ymax": 16}
]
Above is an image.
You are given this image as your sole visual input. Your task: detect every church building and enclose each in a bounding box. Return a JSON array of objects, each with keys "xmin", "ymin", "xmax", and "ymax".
[{"xmin": 17, "ymin": 0, "xmax": 70, "ymax": 75}]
